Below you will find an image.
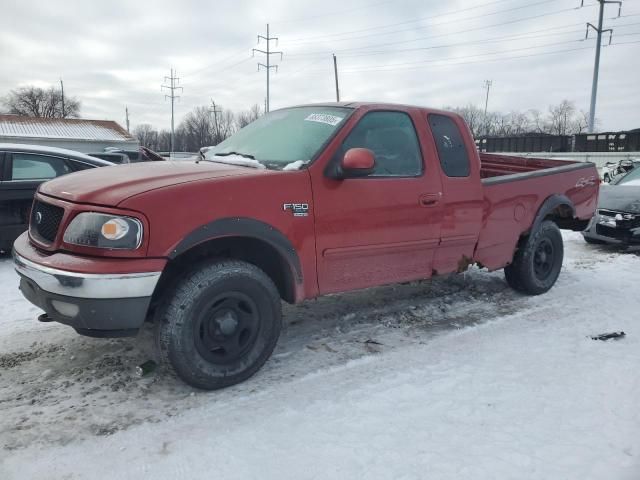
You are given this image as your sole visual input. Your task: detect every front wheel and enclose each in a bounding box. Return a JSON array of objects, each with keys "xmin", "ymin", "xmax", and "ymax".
[
  {"xmin": 504, "ymin": 220, "xmax": 564, "ymax": 295},
  {"xmin": 155, "ymin": 260, "xmax": 282, "ymax": 390}
]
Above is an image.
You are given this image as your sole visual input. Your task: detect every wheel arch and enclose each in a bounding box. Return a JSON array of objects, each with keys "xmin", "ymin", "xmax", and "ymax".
[
  {"xmin": 529, "ymin": 194, "xmax": 578, "ymax": 234},
  {"xmin": 153, "ymin": 218, "xmax": 302, "ymax": 306}
]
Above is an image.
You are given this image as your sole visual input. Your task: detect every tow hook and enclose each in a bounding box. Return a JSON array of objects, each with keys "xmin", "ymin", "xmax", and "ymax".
[{"xmin": 37, "ymin": 313, "xmax": 54, "ymax": 323}]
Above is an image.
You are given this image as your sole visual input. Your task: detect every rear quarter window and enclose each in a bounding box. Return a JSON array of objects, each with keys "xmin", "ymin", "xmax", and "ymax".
[{"xmin": 428, "ymin": 114, "xmax": 470, "ymax": 177}]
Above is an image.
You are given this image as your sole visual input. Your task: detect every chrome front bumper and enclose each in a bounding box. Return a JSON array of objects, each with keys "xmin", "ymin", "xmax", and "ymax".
[
  {"xmin": 13, "ymin": 252, "xmax": 161, "ymax": 299},
  {"xmin": 13, "ymin": 251, "xmax": 162, "ymax": 336}
]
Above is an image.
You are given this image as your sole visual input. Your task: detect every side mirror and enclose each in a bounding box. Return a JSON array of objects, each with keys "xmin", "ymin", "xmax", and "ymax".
[{"xmin": 339, "ymin": 148, "xmax": 375, "ymax": 178}]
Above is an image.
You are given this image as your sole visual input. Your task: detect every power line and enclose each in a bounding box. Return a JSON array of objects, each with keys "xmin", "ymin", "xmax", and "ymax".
[
  {"xmin": 283, "ymin": 20, "xmax": 640, "ymax": 64},
  {"xmin": 183, "ymin": 57, "xmax": 255, "ymax": 97},
  {"xmin": 284, "ymin": 3, "xmax": 599, "ymax": 57},
  {"xmin": 336, "ymin": 38, "xmax": 592, "ymax": 72},
  {"xmin": 252, "ymin": 24, "xmax": 282, "ymax": 113},
  {"xmin": 302, "ymin": 25, "xmax": 589, "ymax": 61},
  {"xmin": 181, "ymin": 46, "xmax": 252, "ymax": 80},
  {"xmin": 282, "ymin": 0, "xmax": 559, "ymax": 47},
  {"xmin": 161, "ymin": 68, "xmax": 183, "ymax": 154},
  {"xmin": 271, "ymin": 0, "xmax": 400, "ymax": 26},
  {"xmin": 295, "ymin": 38, "xmax": 640, "ymax": 75},
  {"xmin": 583, "ymin": 0, "xmax": 623, "ymax": 132},
  {"xmin": 281, "ymin": 0, "xmax": 514, "ymax": 43}
]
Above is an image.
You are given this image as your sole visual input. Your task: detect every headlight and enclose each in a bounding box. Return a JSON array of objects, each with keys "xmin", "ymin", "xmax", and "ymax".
[{"xmin": 63, "ymin": 212, "xmax": 143, "ymax": 250}]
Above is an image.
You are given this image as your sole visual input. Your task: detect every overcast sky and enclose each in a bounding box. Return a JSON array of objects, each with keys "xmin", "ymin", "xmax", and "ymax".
[{"xmin": 1, "ymin": 0, "xmax": 638, "ymax": 131}]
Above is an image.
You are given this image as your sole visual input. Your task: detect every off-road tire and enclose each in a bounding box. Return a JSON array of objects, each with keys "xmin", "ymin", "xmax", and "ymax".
[
  {"xmin": 155, "ymin": 259, "xmax": 282, "ymax": 390},
  {"xmin": 504, "ymin": 220, "xmax": 564, "ymax": 295}
]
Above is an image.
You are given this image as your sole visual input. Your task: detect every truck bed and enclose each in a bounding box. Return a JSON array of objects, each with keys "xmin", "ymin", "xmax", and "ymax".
[
  {"xmin": 480, "ymin": 153, "xmax": 586, "ymax": 182},
  {"xmin": 474, "ymin": 153, "xmax": 599, "ymax": 271}
]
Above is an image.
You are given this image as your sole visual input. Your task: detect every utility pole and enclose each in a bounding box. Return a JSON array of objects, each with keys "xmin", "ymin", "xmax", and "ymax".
[
  {"xmin": 209, "ymin": 99, "xmax": 222, "ymax": 143},
  {"xmin": 483, "ymin": 80, "xmax": 492, "ymax": 135},
  {"xmin": 60, "ymin": 79, "xmax": 65, "ymax": 118},
  {"xmin": 253, "ymin": 24, "xmax": 282, "ymax": 113},
  {"xmin": 161, "ymin": 68, "xmax": 183, "ymax": 154},
  {"xmin": 583, "ymin": 0, "xmax": 622, "ymax": 133},
  {"xmin": 333, "ymin": 54, "xmax": 340, "ymax": 102},
  {"xmin": 125, "ymin": 106, "xmax": 130, "ymax": 133}
]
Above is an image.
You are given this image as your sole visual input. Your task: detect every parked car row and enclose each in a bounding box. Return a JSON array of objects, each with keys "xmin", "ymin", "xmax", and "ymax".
[{"xmin": 0, "ymin": 144, "xmax": 166, "ymax": 252}]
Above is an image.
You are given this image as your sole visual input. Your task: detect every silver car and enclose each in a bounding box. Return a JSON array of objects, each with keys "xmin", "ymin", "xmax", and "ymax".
[{"xmin": 583, "ymin": 167, "xmax": 640, "ymax": 246}]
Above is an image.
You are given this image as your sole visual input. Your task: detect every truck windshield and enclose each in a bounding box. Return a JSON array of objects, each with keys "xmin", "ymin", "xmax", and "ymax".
[{"xmin": 204, "ymin": 106, "xmax": 351, "ymax": 169}]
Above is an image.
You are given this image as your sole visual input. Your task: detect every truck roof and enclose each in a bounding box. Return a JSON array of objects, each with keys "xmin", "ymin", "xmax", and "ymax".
[{"xmin": 282, "ymin": 102, "xmax": 458, "ymax": 117}]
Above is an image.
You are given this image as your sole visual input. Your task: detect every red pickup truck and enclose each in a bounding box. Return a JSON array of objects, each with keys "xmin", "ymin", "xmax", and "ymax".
[{"xmin": 13, "ymin": 103, "xmax": 599, "ymax": 389}]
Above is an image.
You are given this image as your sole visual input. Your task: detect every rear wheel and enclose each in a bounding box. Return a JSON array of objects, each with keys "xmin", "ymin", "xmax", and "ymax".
[
  {"xmin": 504, "ymin": 220, "xmax": 564, "ymax": 295},
  {"xmin": 155, "ymin": 259, "xmax": 282, "ymax": 390}
]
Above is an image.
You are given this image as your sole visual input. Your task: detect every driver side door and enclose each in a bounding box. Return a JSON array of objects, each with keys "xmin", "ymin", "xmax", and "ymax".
[{"xmin": 310, "ymin": 109, "xmax": 443, "ymax": 294}]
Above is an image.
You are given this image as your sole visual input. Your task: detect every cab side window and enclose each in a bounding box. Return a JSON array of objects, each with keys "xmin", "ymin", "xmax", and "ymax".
[
  {"xmin": 11, "ymin": 153, "xmax": 71, "ymax": 180},
  {"xmin": 428, "ymin": 114, "xmax": 470, "ymax": 177},
  {"xmin": 338, "ymin": 111, "xmax": 423, "ymax": 177}
]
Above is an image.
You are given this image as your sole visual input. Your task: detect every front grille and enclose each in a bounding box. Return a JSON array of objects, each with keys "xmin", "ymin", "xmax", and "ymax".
[
  {"xmin": 596, "ymin": 224, "xmax": 629, "ymax": 241},
  {"xmin": 598, "ymin": 209, "xmax": 640, "ymax": 229},
  {"xmin": 598, "ymin": 209, "xmax": 617, "ymax": 218},
  {"xmin": 30, "ymin": 200, "xmax": 64, "ymax": 243}
]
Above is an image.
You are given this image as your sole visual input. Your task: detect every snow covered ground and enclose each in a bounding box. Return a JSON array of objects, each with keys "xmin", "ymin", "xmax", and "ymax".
[{"xmin": 1, "ymin": 232, "xmax": 639, "ymax": 479}]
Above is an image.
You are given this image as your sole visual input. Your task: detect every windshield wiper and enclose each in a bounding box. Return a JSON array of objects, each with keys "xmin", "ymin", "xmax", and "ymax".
[{"xmin": 213, "ymin": 151, "xmax": 255, "ymax": 159}]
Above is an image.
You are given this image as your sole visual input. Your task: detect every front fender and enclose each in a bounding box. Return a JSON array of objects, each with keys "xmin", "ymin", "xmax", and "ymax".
[{"xmin": 169, "ymin": 217, "xmax": 303, "ymax": 283}]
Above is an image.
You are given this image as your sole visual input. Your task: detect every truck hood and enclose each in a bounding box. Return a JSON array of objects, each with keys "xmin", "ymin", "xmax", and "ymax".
[
  {"xmin": 39, "ymin": 161, "xmax": 267, "ymax": 207},
  {"xmin": 599, "ymin": 185, "xmax": 640, "ymax": 214}
]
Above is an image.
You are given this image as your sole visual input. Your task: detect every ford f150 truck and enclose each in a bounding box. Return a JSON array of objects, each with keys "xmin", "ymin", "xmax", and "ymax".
[{"xmin": 13, "ymin": 103, "xmax": 599, "ymax": 389}]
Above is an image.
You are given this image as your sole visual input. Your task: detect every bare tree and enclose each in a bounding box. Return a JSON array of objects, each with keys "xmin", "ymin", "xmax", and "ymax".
[
  {"xmin": 2, "ymin": 86, "xmax": 80, "ymax": 118},
  {"xmin": 181, "ymin": 106, "xmax": 215, "ymax": 151},
  {"xmin": 448, "ymin": 104, "xmax": 485, "ymax": 137},
  {"xmin": 572, "ymin": 110, "xmax": 590, "ymax": 134},
  {"xmin": 236, "ymin": 104, "xmax": 262, "ymax": 129},
  {"xmin": 133, "ymin": 124, "xmax": 157, "ymax": 148},
  {"xmin": 547, "ymin": 100, "xmax": 576, "ymax": 136}
]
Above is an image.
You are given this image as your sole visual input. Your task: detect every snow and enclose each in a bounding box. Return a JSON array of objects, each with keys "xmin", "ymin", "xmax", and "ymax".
[
  {"xmin": 203, "ymin": 153, "xmax": 266, "ymax": 169},
  {"xmin": 282, "ymin": 160, "xmax": 307, "ymax": 171},
  {"xmin": 1, "ymin": 232, "xmax": 639, "ymax": 479}
]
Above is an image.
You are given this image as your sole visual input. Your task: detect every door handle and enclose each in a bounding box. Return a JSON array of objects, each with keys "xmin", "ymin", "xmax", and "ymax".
[{"xmin": 419, "ymin": 193, "xmax": 441, "ymax": 207}]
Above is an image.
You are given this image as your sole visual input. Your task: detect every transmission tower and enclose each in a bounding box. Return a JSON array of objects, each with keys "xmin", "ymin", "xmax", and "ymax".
[
  {"xmin": 253, "ymin": 24, "xmax": 282, "ymax": 113},
  {"xmin": 162, "ymin": 68, "xmax": 183, "ymax": 153},
  {"xmin": 582, "ymin": 0, "xmax": 622, "ymax": 133}
]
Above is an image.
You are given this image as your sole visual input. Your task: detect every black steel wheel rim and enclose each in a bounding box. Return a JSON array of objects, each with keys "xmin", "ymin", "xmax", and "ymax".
[
  {"xmin": 533, "ymin": 238, "xmax": 555, "ymax": 280},
  {"xmin": 194, "ymin": 292, "xmax": 261, "ymax": 364}
]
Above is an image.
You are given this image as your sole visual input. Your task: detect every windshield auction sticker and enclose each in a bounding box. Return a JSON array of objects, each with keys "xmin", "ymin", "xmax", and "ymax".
[{"xmin": 304, "ymin": 113, "xmax": 343, "ymax": 126}]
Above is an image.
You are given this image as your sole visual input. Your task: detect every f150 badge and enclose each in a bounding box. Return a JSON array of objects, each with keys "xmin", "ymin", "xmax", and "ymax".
[{"xmin": 283, "ymin": 203, "xmax": 309, "ymax": 217}]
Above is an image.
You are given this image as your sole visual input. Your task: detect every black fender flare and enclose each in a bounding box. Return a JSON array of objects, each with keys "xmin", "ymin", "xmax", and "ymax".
[
  {"xmin": 169, "ymin": 217, "xmax": 303, "ymax": 284},
  {"xmin": 530, "ymin": 194, "xmax": 575, "ymax": 234}
]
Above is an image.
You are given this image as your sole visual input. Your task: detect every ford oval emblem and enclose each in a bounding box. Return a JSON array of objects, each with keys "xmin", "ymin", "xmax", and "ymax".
[{"xmin": 35, "ymin": 211, "xmax": 43, "ymax": 224}]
